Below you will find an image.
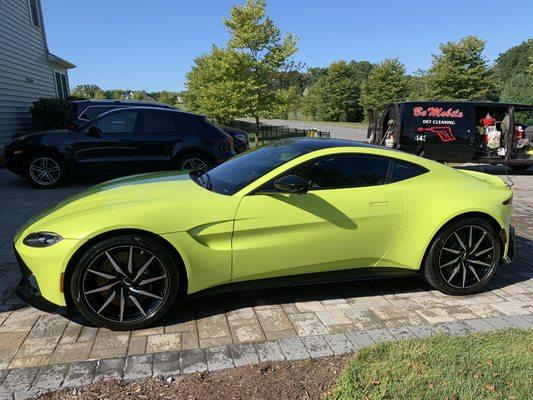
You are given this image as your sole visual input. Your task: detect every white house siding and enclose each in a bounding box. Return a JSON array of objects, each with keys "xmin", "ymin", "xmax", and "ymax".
[{"xmin": 0, "ymin": 0, "xmax": 70, "ymax": 148}]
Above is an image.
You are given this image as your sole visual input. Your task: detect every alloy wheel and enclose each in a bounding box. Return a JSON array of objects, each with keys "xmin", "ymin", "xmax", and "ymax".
[
  {"xmin": 29, "ymin": 157, "xmax": 61, "ymax": 186},
  {"xmin": 439, "ymin": 225, "xmax": 496, "ymax": 289},
  {"xmin": 82, "ymin": 245, "xmax": 170, "ymax": 323},
  {"xmin": 181, "ymin": 157, "xmax": 208, "ymax": 172}
]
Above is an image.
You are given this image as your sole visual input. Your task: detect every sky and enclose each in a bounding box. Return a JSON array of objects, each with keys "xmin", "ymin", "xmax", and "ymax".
[{"xmin": 41, "ymin": 0, "xmax": 533, "ymax": 92}]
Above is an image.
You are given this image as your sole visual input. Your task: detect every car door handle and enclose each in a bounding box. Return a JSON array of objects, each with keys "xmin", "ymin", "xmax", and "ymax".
[
  {"xmin": 118, "ymin": 139, "xmax": 133, "ymax": 144},
  {"xmin": 369, "ymin": 201, "xmax": 389, "ymax": 207}
]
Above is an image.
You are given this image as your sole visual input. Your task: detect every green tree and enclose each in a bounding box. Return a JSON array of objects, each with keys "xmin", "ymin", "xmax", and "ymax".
[
  {"xmin": 360, "ymin": 58, "xmax": 409, "ymax": 112},
  {"xmin": 426, "ymin": 36, "xmax": 495, "ymax": 100},
  {"xmin": 184, "ymin": 46, "xmax": 255, "ymax": 124},
  {"xmin": 407, "ymin": 69, "xmax": 431, "ymax": 101},
  {"xmin": 300, "ymin": 60, "xmax": 372, "ymax": 122},
  {"xmin": 493, "ymin": 39, "xmax": 533, "ymax": 92},
  {"xmin": 301, "ymin": 78, "xmax": 326, "ymax": 120},
  {"xmin": 71, "ymin": 84, "xmax": 103, "ymax": 99},
  {"xmin": 324, "ymin": 60, "xmax": 372, "ymax": 121},
  {"xmin": 500, "ymin": 73, "xmax": 533, "ymax": 105},
  {"xmin": 223, "ymin": 0, "xmax": 298, "ymax": 128}
]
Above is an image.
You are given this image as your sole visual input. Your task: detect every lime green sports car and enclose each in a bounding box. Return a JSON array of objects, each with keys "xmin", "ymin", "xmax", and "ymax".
[{"xmin": 14, "ymin": 138, "xmax": 515, "ymax": 330}]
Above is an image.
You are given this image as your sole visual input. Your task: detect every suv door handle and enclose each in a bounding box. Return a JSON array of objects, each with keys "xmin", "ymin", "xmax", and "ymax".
[{"xmin": 118, "ymin": 139, "xmax": 132, "ymax": 144}]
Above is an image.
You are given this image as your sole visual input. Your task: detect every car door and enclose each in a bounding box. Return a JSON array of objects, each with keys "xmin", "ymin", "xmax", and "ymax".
[
  {"xmin": 231, "ymin": 153, "xmax": 404, "ymax": 282},
  {"xmin": 134, "ymin": 110, "xmax": 183, "ymax": 172},
  {"xmin": 72, "ymin": 110, "xmax": 139, "ymax": 175}
]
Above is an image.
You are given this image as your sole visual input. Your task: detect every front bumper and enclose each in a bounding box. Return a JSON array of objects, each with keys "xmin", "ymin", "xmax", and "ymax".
[
  {"xmin": 14, "ymin": 248, "xmax": 66, "ymax": 314},
  {"xmin": 3, "ymin": 146, "xmax": 25, "ymax": 175}
]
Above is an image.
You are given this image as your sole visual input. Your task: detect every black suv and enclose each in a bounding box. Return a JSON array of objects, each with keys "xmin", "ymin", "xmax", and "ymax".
[
  {"xmin": 66, "ymin": 100, "xmax": 248, "ymax": 153},
  {"xmin": 4, "ymin": 107, "xmax": 235, "ymax": 188}
]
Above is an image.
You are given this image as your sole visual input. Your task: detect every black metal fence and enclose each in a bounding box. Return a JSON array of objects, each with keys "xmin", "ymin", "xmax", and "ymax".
[{"xmin": 229, "ymin": 120, "xmax": 330, "ymax": 146}]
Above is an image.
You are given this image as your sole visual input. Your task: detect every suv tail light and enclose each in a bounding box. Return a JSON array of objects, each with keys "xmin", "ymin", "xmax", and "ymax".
[{"xmin": 207, "ymin": 137, "xmax": 233, "ymax": 151}]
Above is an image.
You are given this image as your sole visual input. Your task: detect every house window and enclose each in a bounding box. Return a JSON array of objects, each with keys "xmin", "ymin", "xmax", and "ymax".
[
  {"xmin": 28, "ymin": 0, "xmax": 40, "ymax": 27},
  {"xmin": 54, "ymin": 71, "xmax": 69, "ymax": 99}
]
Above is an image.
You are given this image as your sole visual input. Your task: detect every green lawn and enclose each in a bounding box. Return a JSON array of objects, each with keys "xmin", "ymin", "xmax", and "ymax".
[{"xmin": 327, "ymin": 329, "xmax": 533, "ymax": 400}]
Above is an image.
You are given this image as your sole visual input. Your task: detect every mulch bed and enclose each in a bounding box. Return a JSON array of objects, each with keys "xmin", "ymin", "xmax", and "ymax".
[{"xmin": 37, "ymin": 356, "xmax": 349, "ymax": 400}]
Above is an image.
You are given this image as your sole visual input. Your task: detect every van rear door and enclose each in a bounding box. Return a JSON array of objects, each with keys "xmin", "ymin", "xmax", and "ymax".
[{"xmin": 367, "ymin": 108, "xmax": 377, "ymax": 143}]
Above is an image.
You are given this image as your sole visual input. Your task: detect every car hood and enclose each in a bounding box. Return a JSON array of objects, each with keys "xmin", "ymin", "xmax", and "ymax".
[{"xmin": 15, "ymin": 171, "xmax": 234, "ymax": 241}]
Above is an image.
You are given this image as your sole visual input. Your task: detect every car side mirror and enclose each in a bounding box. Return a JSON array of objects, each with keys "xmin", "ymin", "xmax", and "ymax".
[
  {"xmin": 273, "ymin": 175, "xmax": 310, "ymax": 194},
  {"xmin": 88, "ymin": 126, "xmax": 102, "ymax": 138}
]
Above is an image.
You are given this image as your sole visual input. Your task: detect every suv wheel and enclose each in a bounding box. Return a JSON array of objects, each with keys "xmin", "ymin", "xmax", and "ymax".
[
  {"xmin": 25, "ymin": 153, "xmax": 67, "ymax": 188},
  {"xmin": 423, "ymin": 217, "xmax": 501, "ymax": 295},
  {"xmin": 177, "ymin": 153, "xmax": 210, "ymax": 172}
]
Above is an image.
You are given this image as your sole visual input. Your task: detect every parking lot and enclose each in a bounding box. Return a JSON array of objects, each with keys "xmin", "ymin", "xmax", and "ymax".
[{"xmin": 0, "ymin": 166, "xmax": 532, "ymax": 372}]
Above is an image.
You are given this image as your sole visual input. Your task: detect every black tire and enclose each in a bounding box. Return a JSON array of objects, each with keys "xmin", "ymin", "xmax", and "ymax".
[
  {"xmin": 70, "ymin": 235, "xmax": 179, "ymax": 330},
  {"xmin": 25, "ymin": 153, "xmax": 68, "ymax": 188},
  {"xmin": 423, "ymin": 217, "xmax": 501, "ymax": 295},
  {"xmin": 176, "ymin": 152, "xmax": 211, "ymax": 172},
  {"xmin": 509, "ymin": 164, "xmax": 530, "ymax": 172}
]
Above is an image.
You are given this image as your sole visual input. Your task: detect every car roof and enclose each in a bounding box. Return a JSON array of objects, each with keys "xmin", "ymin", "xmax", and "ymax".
[
  {"xmin": 280, "ymin": 137, "xmax": 382, "ymax": 151},
  {"xmin": 97, "ymin": 106, "xmax": 203, "ymax": 118},
  {"xmin": 71, "ymin": 99, "xmax": 173, "ymax": 107}
]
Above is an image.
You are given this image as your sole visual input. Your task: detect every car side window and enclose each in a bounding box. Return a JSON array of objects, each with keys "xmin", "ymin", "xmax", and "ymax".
[
  {"xmin": 80, "ymin": 106, "xmax": 118, "ymax": 120},
  {"xmin": 289, "ymin": 154, "xmax": 392, "ymax": 190},
  {"xmin": 87, "ymin": 111, "xmax": 138, "ymax": 134},
  {"xmin": 391, "ymin": 160, "xmax": 427, "ymax": 183},
  {"xmin": 142, "ymin": 112, "xmax": 179, "ymax": 134}
]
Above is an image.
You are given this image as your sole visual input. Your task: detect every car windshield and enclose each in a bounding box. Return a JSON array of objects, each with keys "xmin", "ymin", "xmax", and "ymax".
[{"xmin": 192, "ymin": 142, "xmax": 308, "ymax": 195}]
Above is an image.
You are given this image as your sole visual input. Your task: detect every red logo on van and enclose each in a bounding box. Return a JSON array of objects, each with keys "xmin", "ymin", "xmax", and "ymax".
[
  {"xmin": 417, "ymin": 126, "xmax": 456, "ymax": 142},
  {"xmin": 413, "ymin": 107, "xmax": 464, "ymax": 118}
]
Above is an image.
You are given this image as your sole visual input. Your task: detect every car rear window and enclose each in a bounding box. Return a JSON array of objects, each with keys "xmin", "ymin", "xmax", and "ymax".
[
  {"xmin": 391, "ymin": 160, "xmax": 427, "ymax": 182},
  {"xmin": 80, "ymin": 106, "xmax": 121, "ymax": 120},
  {"xmin": 142, "ymin": 111, "xmax": 179, "ymax": 133}
]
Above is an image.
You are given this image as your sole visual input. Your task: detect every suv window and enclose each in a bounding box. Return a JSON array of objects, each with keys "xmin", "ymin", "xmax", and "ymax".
[
  {"xmin": 87, "ymin": 111, "xmax": 138, "ymax": 134},
  {"xmin": 289, "ymin": 154, "xmax": 391, "ymax": 190},
  {"xmin": 80, "ymin": 106, "xmax": 120, "ymax": 120},
  {"xmin": 142, "ymin": 111, "xmax": 179, "ymax": 133},
  {"xmin": 391, "ymin": 160, "xmax": 427, "ymax": 182}
]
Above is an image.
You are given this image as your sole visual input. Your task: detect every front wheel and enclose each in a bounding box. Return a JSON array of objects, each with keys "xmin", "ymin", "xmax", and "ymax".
[
  {"xmin": 423, "ymin": 217, "xmax": 501, "ymax": 295},
  {"xmin": 70, "ymin": 235, "xmax": 179, "ymax": 330},
  {"xmin": 25, "ymin": 153, "xmax": 67, "ymax": 188}
]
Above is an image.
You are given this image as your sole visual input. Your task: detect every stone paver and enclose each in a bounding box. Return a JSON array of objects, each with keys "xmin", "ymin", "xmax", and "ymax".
[
  {"xmin": 123, "ymin": 355, "xmax": 152, "ymax": 380},
  {"xmin": 152, "ymin": 352, "xmax": 181, "ymax": 378},
  {"xmin": 205, "ymin": 346, "xmax": 233, "ymax": 372},
  {"xmin": 0, "ymin": 167, "xmax": 532, "ymax": 395},
  {"xmin": 180, "ymin": 348, "xmax": 207, "ymax": 374}
]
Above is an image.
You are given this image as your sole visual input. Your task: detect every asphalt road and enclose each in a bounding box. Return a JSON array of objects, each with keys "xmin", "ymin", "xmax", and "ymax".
[{"xmin": 255, "ymin": 119, "xmax": 368, "ymax": 141}]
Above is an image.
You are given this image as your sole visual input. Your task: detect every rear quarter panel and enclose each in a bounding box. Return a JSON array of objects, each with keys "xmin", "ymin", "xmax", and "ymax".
[{"xmin": 376, "ymin": 167, "xmax": 512, "ymax": 270}]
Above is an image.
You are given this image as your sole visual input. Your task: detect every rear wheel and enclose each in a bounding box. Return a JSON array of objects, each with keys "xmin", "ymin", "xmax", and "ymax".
[
  {"xmin": 177, "ymin": 153, "xmax": 210, "ymax": 172},
  {"xmin": 423, "ymin": 217, "xmax": 500, "ymax": 295},
  {"xmin": 25, "ymin": 153, "xmax": 67, "ymax": 188},
  {"xmin": 70, "ymin": 235, "xmax": 179, "ymax": 330}
]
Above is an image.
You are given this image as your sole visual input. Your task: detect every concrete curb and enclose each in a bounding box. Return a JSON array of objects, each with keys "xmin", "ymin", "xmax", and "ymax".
[{"xmin": 1, "ymin": 313, "xmax": 531, "ymax": 400}]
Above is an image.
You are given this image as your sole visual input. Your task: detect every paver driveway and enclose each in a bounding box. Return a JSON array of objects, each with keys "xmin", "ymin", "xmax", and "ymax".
[{"xmin": 0, "ymin": 167, "xmax": 532, "ymax": 371}]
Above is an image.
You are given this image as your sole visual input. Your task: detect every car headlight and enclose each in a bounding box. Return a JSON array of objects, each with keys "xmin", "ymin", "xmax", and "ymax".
[{"xmin": 23, "ymin": 232, "xmax": 62, "ymax": 247}]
